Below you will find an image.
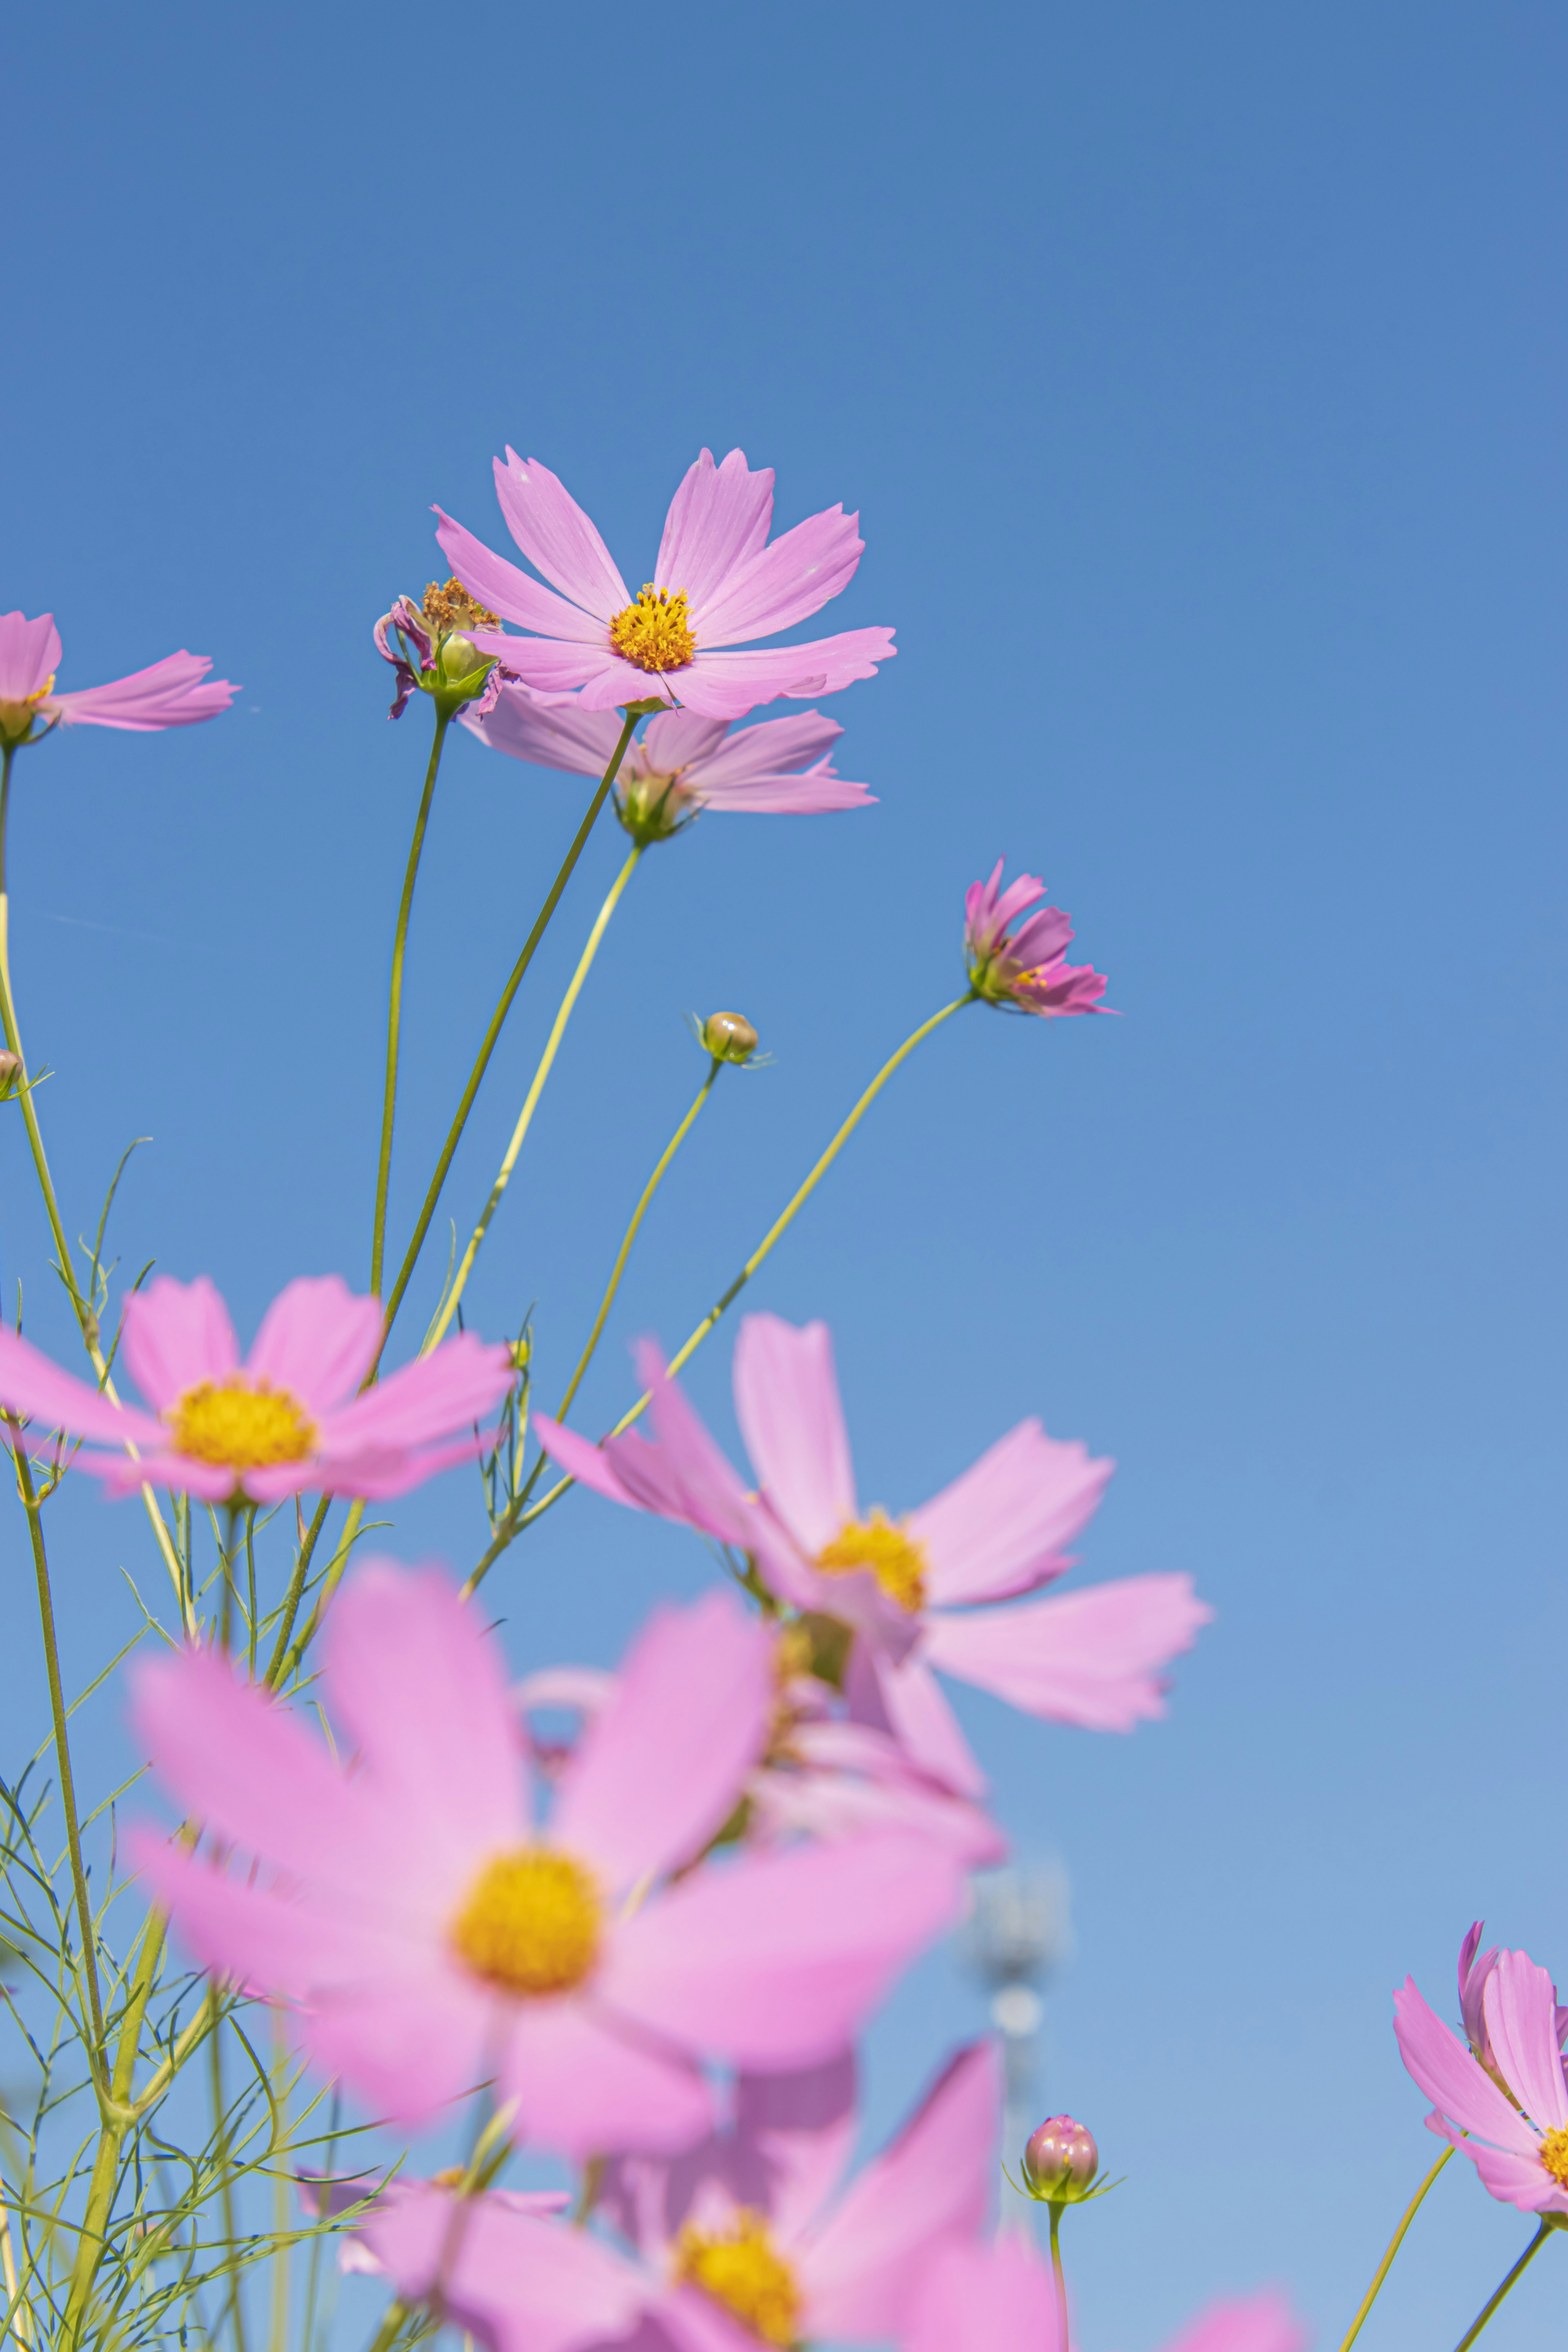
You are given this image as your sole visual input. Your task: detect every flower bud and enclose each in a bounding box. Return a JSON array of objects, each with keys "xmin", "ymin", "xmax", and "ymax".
[
  {"xmin": 1022, "ymin": 2114, "xmax": 1099, "ymax": 2201},
  {"xmin": 703, "ymin": 1011, "xmax": 759, "ymax": 1065},
  {"xmin": 0, "ymin": 1050, "xmax": 22, "ymax": 1099}
]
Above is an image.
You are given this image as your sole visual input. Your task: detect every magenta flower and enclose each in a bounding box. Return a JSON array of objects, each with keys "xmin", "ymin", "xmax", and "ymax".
[
  {"xmin": 1394, "ymin": 1946, "xmax": 1568, "ymax": 2214},
  {"xmin": 535, "ymin": 1316, "xmax": 1209, "ymax": 1797},
  {"xmin": 463, "ymin": 693, "xmax": 873, "ymax": 824},
  {"xmin": 130, "ymin": 1569, "xmax": 965, "ymax": 2155},
  {"xmin": 964, "ymin": 860, "xmax": 1110, "ymax": 1018},
  {"xmin": 434, "ymin": 447, "xmax": 895, "ymax": 721},
  {"xmin": 0, "ymin": 1274, "xmax": 513, "ymax": 1505},
  {"xmin": 909, "ymin": 2239, "xmax": 1305, "ymax": 2352},
  {"xmin": 0, "ymin": 610, "xmax": 236, "ymax": 741}
]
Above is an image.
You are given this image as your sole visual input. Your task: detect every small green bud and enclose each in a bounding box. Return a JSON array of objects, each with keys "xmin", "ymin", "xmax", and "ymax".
[
  {"xmin": 702, "ymin": 1011, "xmax": 759, "ymax": 1065},
  {"xmin": 0, "ymin": 1051, "xmax": 22, "ymax": 1099}
]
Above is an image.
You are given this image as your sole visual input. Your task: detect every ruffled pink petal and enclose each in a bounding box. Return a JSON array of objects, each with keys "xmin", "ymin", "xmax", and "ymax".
[
  {"xmin": 607, "ymin": 1834, "xmax": 962, "ymax": 2067},
  {"xmin": 531, "ymin": 1411, "xmax": 649, "ymax": 1507},
  {"xmin": 691, "ymin": 506, "xmax": 864, "ymax": 646},
  {"xmin": 435, "ymin": 506, "xmax": 607, "ymax": 641},
  {"xmin": 635, "ymin": 1339, "xmax": 772, "ymax": 1550},
  {"xmin": 120, "ymin": 1275, "xmax": 239, "ymax": 1412},
  {"xmin": 1392, "ymin": 1979, "xmax": 1539, "ymax": 2150},
  {"xmin": 303, "ymin": 1427, "xmax": 493, "ymax": 1501},
  {"xmin": 692, "ymin": 757, "xmax": 873, "ymax": 815},
  {"xmin": 572, "ymin": 655, "xmax": 693, "ymax": 711},
  {"xmin": 676, "ymin": 710, "xmax": 842, "ymax": 790},
  {"xmin": 469, "ymin": 630, "xmax": 628, "ymax": 697},
  {"xmin": 1483, "ymin": 1951, "xmax": 1568, "ymax": 2129},
  {"xmin": 363, "ymin": 2184, "xmax": 657, "ymax": 2352},
  {"xmin": 655, "ymin": 450, "xmax": 775, "ymax": 614},
  {"xmin": 922, "ymin": 1575, "xmax": 1212, "ymax": 1731},
  {"xmin": 909, "ymin": 1420, "xmax": 1114, "ymax": 1607},
  {"xmin": 243, "ymin": 1276, "xmax": 384, "ymax": 1411},
  {"xmin": 732, "ymin": 1314, "xmax": 857, "ymax": 1555},
  {"xmin": 463, "ymin": 686, "xmax": 629, "ymax": 774},
  {"xmin": 47, "ymin": 652, "xmax": 237, "ymax": 731},
  {"xmin": 844, "ymin": 1644, "xmax": 987, "ymax": 1799},
  {"xmin": 553, "ymin": 1589, "xmax": 771, "ymax": 1895},
  {"xmin": 494, "ymin": 453, "xmax": 631, "ymax": 619},
  {"xmin": 1162, "ymin": 2292, "xmax": 1310, "ymax": 2352},
  {"xmin": 678, "ymin": 632, "xmax": 897, "ymax": 718},
  {"xmin": 501, "ymin": 1999, "xmax": 715, "ymax": 2158},
  {"xmin": 0, "ymin": 611, "xmax": 62, "ymax": 700},
  {"xmin": 801, "ymin": 2042, "xmax": 999, "ymax": 2340},
  {"xmin": 638, "ymin": 710, "xmax": 731, "ymax": 770},
  {"xmin": 0, "ymin": 1324, "xmax": 162, "ymax": 1446},
  {"xmin": 320, "ymin": 1332, "xmax": 513, "ymax": 1450},
  {"xmin": 1428, "ymin": 2113, "xmax": 1565, "ymax": 2212},
  {"xmin": 907, "ymin": 2238, "xmax": 1060, "ymax": 2352}
]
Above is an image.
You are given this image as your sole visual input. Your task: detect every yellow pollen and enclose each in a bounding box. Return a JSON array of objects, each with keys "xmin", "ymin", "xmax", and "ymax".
[
  {"xmin": 608, "ymin": 585, "xmax": 697, "ymax": 674},
  {"xmin": 0, "ymin": 678, "xmax": 55, "ymax": 743},
  {"xmin": 421, "ymin": 577, "xmax": 499, "ymax": 635},
  {"xmin": 167, "ymin": 1379, "xmax": 316, "ymax": 1472},
  {"xmin": 675, "ymin": 2213, "xmax": 801, "ymax": 2347},
  {"xmin": 817, "ymin": 1509, "xmax": 928, "ymax": 1613},
  {"xmin": 449, "ymin": 1848, "xmax": 601, "ymax": 1997},
  {"xmin": 1540, "ymin": 2126, "xmax": 1568, "ymax": 2186}
]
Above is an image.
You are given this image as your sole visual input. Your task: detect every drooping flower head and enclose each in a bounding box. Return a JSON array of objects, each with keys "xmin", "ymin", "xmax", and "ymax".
[
  {"xmin": 0, "ymin": 610, "xmax": 236, "ymax": 743},
  {"xmin": 0, "ymin": 1274, "xmax": 513, "ymax": 1505},
  {"xmin": 964, "ymin": 859, "xmax": 1110, "ymax": 1018},
  {"xmin": 373, "ymin": 578, "xmax": 512, "ymax": 722},
  {"xmin": 434, "ymin": 447, "xmax": 895, "ymax": 720},
  {"xmin": 1395, "ymin": 1944, "xmax": 1568, "ymax": 2214},
  {"xmin": 131, "ymin": 1568, "xmax": 965, "ymax": 2156}
]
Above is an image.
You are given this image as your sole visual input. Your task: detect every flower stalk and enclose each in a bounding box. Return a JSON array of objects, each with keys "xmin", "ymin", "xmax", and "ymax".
[{"xmin": 371, "ymin": 709, "xmax": 450, "ymax": 1296}]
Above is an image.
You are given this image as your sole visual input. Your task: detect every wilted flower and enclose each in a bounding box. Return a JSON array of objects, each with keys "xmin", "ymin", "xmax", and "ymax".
[
  {"xmin": 964, "ymin": 858, "xmax": 1109, "ymax": 1018},
  {"xmin": 374, "ymin": 578, "xmax": 512, "ymax": 721},
  {"xmin": 1396, "ymin": 1945, "xmax": 1568, "ymax": 2214},
  {"xmin": 0, "ymin": 610, "xmax": 236, "ymax": 742}
]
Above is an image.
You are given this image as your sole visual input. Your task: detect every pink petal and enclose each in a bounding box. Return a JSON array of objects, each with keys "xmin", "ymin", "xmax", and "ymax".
[
  {"xmin": 463, "ymin": 685, "xmax": 628, "ymax": 774},
  {"xmin": 126, "ymin": 1829, "xmax": 387, "ymax": 1998},
  {"xmin": 801, "ymin": 2042, "xmax": 1000, "ymax": 2341},
  {"xmin": 320, "ymin": 1332, "xmax": 513, "ymax": 1450},
  {"xmin": 531, "ymin": 1411, "xmax": 648, "ymax": 1507},
  {"xmin": 360, "ymin": 2183, "xmax": 655, "ymax": 2352},
  {"xmin": 732, "ymin": 1314, "xmax": 857, "ymax": 1554},
  {"xmin": 468, "ymin": 630, "xmax": 618, "ymax": 696},
  {"xmin": 494, "ymin": 452, "xmax": 631, "ymax": 619},
  {"xmin": 1161, "ymin": 2292, "xmax": 1310, "ymax": 2352},
  {"xmin": 678, "ymin": 632, "xmax": 897, "ymax": 717},
  {"xmin": 690, "ymin": 505, "xmax": 864, "ymax": 646},
  {"xmin": 434, "ymin": 506, "xmax": 607, "ymax": 642},
  {"xmin": 1483, "ymin": 1951, "xmax": 1568, "ymax": 2129},
  {"xmin": 306, "ymin": 1427, "xmax": 493, "ymax": 1500},
  {"xmin": 296, "ymin": 1957, "xmax": 495, "ymax": 2127},
  {"xmin": 120, "ymin": 1275, "xmax": 239, "ymax": 1412},
  {"xmin": 0, "ymin": 1324, "xmax": 161, "ymax": 1446},
  {"xmin": 1433, "ymin": 2119, "xmax": 1568, "ymax": 2214},
  {"xmin": 243, "ymin": 1276, "xmax": 384, "ymax": 1411},
  {"xmin": 638, "ymin": 710, "xmax": 732, "ymax": 769},
  {"xmin": 47, "ymin": 651, "xmax": 236, "ymax": 731},
  {"xmin": 907, "ymin": 2238, "xmax": 1061, "ymax": 2352},
  {"xmin": 97, "ymin": 1446, "xmax": 236, "ymax": 1499},
  {"xmin": 845, "ymin": 1645, "xmax": 987, "ymax": 1799},
  {"xmin": 501, "ymin": 2000, "xmax": 715, "ymax": 2158},
  {"xmin": 922, "ymin": 1574, "xmax": 1212, "ymax": 1731},
  {"xmin": 1392, "ymin": 1979, "xmax": 1539, "ymax": 2151},
  {"xmin": 634, "ymin": 1339, "xmax": 768, "ymax": 1548},
  {"xmin": 553, "ymin": 1589, "xmax": 772, "ymax": 1894},
  {"xmin": 0, "ymin": 610, "xmax": 61, "ymax": 700},
  {"xmin": 677, "ymin": 710, "xmax": 843, "ymax": 790},
  {"xmin": 731, "ymin": 2051, "xmax": 859, "ymax": 2243},
  {"xmin": 692, "ymin": 757, "xmax": 873, "ymax": 816},
  {"xmin": 655, "ymin": 450, "xmax": 775, "ymax": 614},
  {"xmin": 908, "ymin": 1421, "xmax": 1114, "ymax": 1607}
]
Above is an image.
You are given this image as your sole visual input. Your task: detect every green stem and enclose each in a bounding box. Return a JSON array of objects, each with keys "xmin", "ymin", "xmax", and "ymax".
[
  {"xmin": 371, "ymin": 712, "xmax": 449, "ymax": 1296},
  {"xmin": 362, "ymin": 2300, "xmax": 410, "ymax": 2352},
  {"xmin": 425, "ymin": 843, "xmax": 642, "ymax": 1350},
  {"xmin": 1451, "ymin": 2219, "xmax": 1552, "ymax": 2352},
  {"xmin": 272, "ymin": 1499, "xmax": 366, "ymax": 1691},
  {"xmin": 64, "ymin": 1910, "xmax": 169, "ymax": 2343},
  {"xmin": 264, "ymin": 1494, "xmax": 333, "ymax": 1689},
  {"xmin": 1048, "ymin": 2204, "xmax": 1069, "ymax": 2352},
  {"xmin": 1336, "ymin": 2145, "xmax": 1452, "ymax": 2352},
  {"xmin": 210, "ymin": 1998, "xmax": 250, "ymax": 2352}
]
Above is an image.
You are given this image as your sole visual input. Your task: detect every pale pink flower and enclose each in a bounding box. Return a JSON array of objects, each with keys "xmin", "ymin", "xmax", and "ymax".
[
  {"xmin": 1395, "ymin": 1946, "xmax": 1568, "ymax": 2214},
  {"xmin": 964, "ymin": 860, "xmax": 1109, "ymax": 1018},
  {"xmin": 1457, "ymin": 1920, "xmax": 1568, "ymax": 2091},
  {"xmin": 0, "ymin": 610, "xmax": 236, "ymax": 740},
  {"xmin": 535, "ymin": 1316, "xmax": 1209, "ymax": 1797},
  {"xmin": 434, "ymin": 448, "xmax": 895, "ymax": 721},
  {"xmin": 130, "ymin": 1569, "xmax": 965, "ymax": 2156},
  {"xmin": 909, "ymin": 2238, "xmax": 1305, "ymax": 2352},
  {"xmin": 0, "ymin": 1274, "xmax": 512, "ymax": 1506}
]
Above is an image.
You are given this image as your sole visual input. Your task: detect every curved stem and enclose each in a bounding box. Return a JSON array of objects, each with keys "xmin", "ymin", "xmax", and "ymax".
[
  {"xmin": 1336, "ymin": 2145, "xmax": 1452, "ymax": 2352},
  {"xmin": 1047, "ymin": 2204, "xmax": 1069, "ymax": 2352},
  {"xmin": 371, "ymin": 711, "xmax": 449, "ymax": 1296},
  {"xmin": 425, "ymin": 844, "xmax": 643, "ymax": 1351},
  {"xmin": 1451, "ymin": 2218, "xmax": 1552, "ymax": 2352}
]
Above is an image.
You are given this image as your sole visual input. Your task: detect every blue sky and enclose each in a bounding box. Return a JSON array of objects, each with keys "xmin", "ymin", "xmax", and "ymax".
[{"xmin": 4, "ymin": 2, "xmax": 1567, "ymax": 2344}]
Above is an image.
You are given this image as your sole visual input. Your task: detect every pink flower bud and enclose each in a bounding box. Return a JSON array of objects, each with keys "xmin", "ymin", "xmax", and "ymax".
[{"xmin": 1022, "ymin": 2114, "xmax": 1099, "ymax": 2200}]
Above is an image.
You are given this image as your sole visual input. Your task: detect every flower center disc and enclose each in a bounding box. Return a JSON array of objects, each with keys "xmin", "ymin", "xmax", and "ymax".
[
  {"xmin": 608, "ymin": 585, "xmax": 697, "ymax": 673},
  {"xmin": 1539, "ymin": 2125, "xmax": 1568, "ymax": 2186},
  {"xmin": 675, "ymin": 2213, "xmax": 801, "ymax": 2346},
  {"xmin": 817, "ymin": 1510, "xmax": 927, "ymax": 1612},
  {"xmin": 450, "ymin": 1848, "xmax": 601, "ymax": 1997},
  {"xmin": 168, "ymin": 1378, "xmax": 317, "ymax": 1471}
]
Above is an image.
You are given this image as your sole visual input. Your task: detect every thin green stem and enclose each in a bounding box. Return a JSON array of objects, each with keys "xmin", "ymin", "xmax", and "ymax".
[
  {"xmin": 425, "ymin": 843, "xmax": 643, "ymax": 1350},
  {"xmin": 1336, "ymin": 2145, "xmax": 1452, "ymax": 2352},
  {"xmin": 269, "ymin": 2016, "xmax": 291, "ymax": 2352},
  {"xmin": 362, "ymin": 2300, "xmax": 411, "ymax": 2352},
  {"xmin": 272, "ymin": 1499, "xmax": 367, "ymax": 1690},
  {"xmin": 1451, "ymin": 2219, "xmax": 1552, "ymax": 2352},
  {"xmin": 264, "ymin": 1495, "xmax": 333, "ymax": 1688},
  {"xmin": 1048, "ymin": 2205, "xmax": 1069, "ymax": 2352},
  {"xmin": 371, "ymin": 711, "xmax": 449, "ymax": 1296},
  {"xmin": 210, "ymin": 2000, "xmax": 250, "ymax": 2352},
  {"xmin": 64, "ymin": 1908, "xmax": 169, "ymax": 2343}
]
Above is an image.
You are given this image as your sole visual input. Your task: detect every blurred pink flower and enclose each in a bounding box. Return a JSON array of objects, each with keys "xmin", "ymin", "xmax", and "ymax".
[
  {"xmin": 463, "ymin": 693, "xmax": 873, "ymax": 820},
  {"xmin": 0, "ymin": 610, "xmax": 236, "ymax": 740},
  {"xmin": 910, "ymin": 2238, "xmax": 1306, "ymax": 2352},
  {"xmin": 130, "ymin": 1569, "xmax": 965, "ymax": 2156},
  {"xmin": 1395, "ymin": 1946, "xmax": 1568, "ymax": 2214},
  {"xmin": 434, "ymin": 447, "xmax": 895, "ymax": 721},
  {"xmin": 0, "ymin": 1274, "xmax": 512, "ymax": 1506},
  {"xmin": 535, "ymin": 1316, "xmax": 1209, "ymax": 1796},
  {"xmin": 964, "ymin": 859, "xmax": 1109, "ymax": 1018}
]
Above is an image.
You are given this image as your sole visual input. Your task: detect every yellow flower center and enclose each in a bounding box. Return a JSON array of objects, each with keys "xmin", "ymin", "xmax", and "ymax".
[
  {"xmin": 0, "ymin": 677, "xmax": 56, "ymax": 743},
  {"xmin": 449, "ymin": 1848, "xmax": 601, "ymax": 1997},
  {"xmin": 608, "ymin": 585, "xmax": 697, "ymax": 674},
  {"xmin": 675, "ymin": 2213, "xmax": 801, "ymax": 2347},
  {"xmin": 817, "ymin": 1509, "xmax": 928, "ymax": 1613},
  {"xmin": 167, "ymin": 1379, "xmax": 317, "ymax": 1472},
  {"xmin": 421, "ymin": 577, "xmax": 499, "ymax": 635},
  {"xmin": 1540, "ymin": 2126, "xmax": 1568, "ymax": 2186}
]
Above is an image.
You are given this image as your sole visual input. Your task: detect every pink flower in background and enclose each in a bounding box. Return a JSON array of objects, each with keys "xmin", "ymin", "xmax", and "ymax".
[
  {"xmin": 0, "ymin": 610, "xmax": 237, "ymax": 741},
  {"xmin": 909, "ymin": 2238, "xmax": 1306, "ymax": 2352},
  {"xmin": 131, "ymin": 1570, "xmax": 966, "ymax": 2156},
  {"xmin": 964, "ymin": 859, "xmax": 1110, "ymax": 1018},
  {"xmin": 0, "ymin": 1274, "xmax": 512, "ymax": 1505},
  {"xmin": 434, "ymin": 447, "xmax": 895, "ymax": 720},
  {"xmin": 463, "ymin": 693, "xmax": 873, "ymax": 817},
  {"xmin": 1395, "ymin": 1946, "xmax": 1568, "ymax": 2214},
  {"xmin": 535, "ymin": 1315, "xmax": 1209, "ymax": 1797}
]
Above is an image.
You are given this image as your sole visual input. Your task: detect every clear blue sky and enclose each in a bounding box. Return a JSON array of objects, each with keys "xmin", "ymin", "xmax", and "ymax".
[{"xmin": 4, "ymin": 4, "xmax": 1566, "ymax": 2345}]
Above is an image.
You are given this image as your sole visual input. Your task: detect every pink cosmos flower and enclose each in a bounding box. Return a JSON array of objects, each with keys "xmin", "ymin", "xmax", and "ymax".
[
  {"xmin": 0, "ymin": 610, "xmax": 237, "ymax": 741},
  {"xmin": 964, "ymin": 860, "xmax": 1110, "ymax": 1018},
  {"xmin": 434, "ymin": 448, "xmax": 895, "ymax": 720},
  {"xmin": 1457, "ymin": 1920, "xmax": 1568, "ymax": 2090},
  {"xmin": 1394, "ymin": 1945, "xmax": 1568, "ymax": 2214},
  {"xmin": 909, "ymin": 2238, "xmax": 1305, "ymax": 2352},
  {"xmin": 463, "ymin": 693, "xmax": 873, "ymax": 822},
  {"xmin": 0, "ymin": 1274, "xmax": 512, "ymax": 1505},
  {"xmin": 535, "ymin": 1316, "xmax": 1209, "ymax": 1797},
  {"xmin": 130, "ymin": 1568, "xmax": 965, "ymax": 2156}
]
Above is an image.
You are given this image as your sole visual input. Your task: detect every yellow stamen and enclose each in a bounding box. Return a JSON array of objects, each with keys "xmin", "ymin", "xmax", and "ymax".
[
  {"xmin": 675, "ymin": 2213, "xmax": 801, "ymax": 2347},
  {"xmin": 1539, "ymin": 2126, "xmax": 1568, "ymax": 2186},
  {"xmin": 817, "ymin": 1509, "xmax": 927, "ymax": 1612},
  {"xmin": 168, "ymin": 1379, "xmax": 316, "ymax": 1472},
  {"xmin": 449, "ymin": 1848, "xmax": 601, "ymax": 1997},
  {"xmin": 421, "ymin": 578, "xmax": 499, "ymax": 635},
  {"xmin": 608, "ymin": 585, "xmax": 697, "ymax": 674},
  {"xmin": 0, "ymin": 677, "xmax": 56, "ymax": 744}
]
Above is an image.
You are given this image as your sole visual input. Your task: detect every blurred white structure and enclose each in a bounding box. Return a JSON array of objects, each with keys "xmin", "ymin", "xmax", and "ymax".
[{"xmin": 962, "ymin": 1861, "xmax": 1073, "ymax": 2184}]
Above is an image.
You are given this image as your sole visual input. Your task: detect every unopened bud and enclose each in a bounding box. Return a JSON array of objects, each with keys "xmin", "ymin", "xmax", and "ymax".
[
  {"xmin": 703, "ymin": 1011, "xmax": 758, "ymax": 1065},
  {"xmin": 1022, "ymin": 2115, "xmax": 1099, "ymax": 2201},
  {"xmin": 0, "ymin": 1051, "xmax": 21, "ymax": 1099}
]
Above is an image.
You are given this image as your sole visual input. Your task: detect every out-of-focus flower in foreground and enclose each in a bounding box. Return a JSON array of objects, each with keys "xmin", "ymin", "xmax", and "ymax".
[
  {"xmin": 0, "ymin": 1273, "xmax": 512, "ymax": 1505},
  {"xmin": 964, "ymin": 858, "xmax": 1110, "ymax": 1018},
  {"xmin": 435, "ymin": 446, "xmax": 895, "ymax": 720},
  {"xmin": 0, "ymin": 610, "xmax": 236, "ymax": 742},
  {"xmin": 536, "ymin": 1314, "xmax": 1209, "ymax": 1797},
  {"xmin": 910, "ymin": 2238, "xmax": 1307, "ymax": 2352},
  {"xmin": 1395, "ymin": 1945, "xmax": 1568, "ymax": 2214},
  {"xmin": 373, "ymin": 578, "xmax": 511, "ymax": 721},
  {"xmin": 130, "ymin": 1570, "xmax": 966, "ymax": 2156}
]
